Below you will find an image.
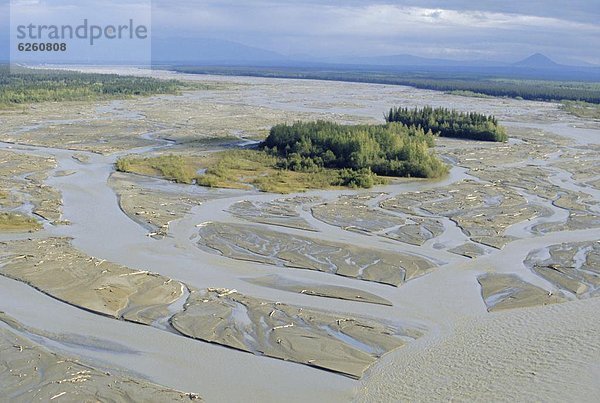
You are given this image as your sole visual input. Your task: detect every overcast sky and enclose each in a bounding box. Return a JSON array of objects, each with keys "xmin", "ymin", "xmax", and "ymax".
[{"xmin": 2, "ymin": 0, "xmax": 599, "ymax": 65}]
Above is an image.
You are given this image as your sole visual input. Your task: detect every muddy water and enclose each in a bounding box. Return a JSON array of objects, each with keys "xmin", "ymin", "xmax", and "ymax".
[{"xmin": 1, "ymin": 71, "xmax": 599, "ymax": 401}]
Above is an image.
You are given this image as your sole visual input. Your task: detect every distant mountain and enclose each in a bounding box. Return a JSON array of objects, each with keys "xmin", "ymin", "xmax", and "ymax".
[
  {"xmin": 152, "ymin": 38, "xmax": 288, "ymax": 65},
  {"xmin": 313, "ymin": 52, "xmax": 599, "ymax": 80},
  {"xmin": 3, "ymin": 34, "xmax": 597, "ymax": 81},
  {"xmin": 514, "ymin": 53, "xmax": 560, "ymax": 68},
  {"xmin": 154, "ymin": 42, "xmax": 599, "ymax": 81}
]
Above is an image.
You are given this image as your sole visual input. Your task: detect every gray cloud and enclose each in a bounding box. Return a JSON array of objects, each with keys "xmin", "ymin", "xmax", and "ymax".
[
  {"xmin": 1, "ymin": 0, "xmax": 599, "ymax": 65},
  {"xmin": 149, "ymin": 1, "xmax": 599, "ymax": 64}
]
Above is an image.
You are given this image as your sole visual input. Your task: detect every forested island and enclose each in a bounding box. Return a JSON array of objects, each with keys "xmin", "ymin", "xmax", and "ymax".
[
  {"xmin": 118, "ymin": 119, "xmax": 448, "ymax": 192},
  {"xmin": 385, "ymin": 106, "xmax": 508, "ymax": 142},
  {"xmin": 262, "ymin": 121, "xmax": 447, "ymax": 179},
  {"xmin": 0, "ymin": 67, "xmax": 203, "ymax": 107},
  {"xmin": 120, "ymin": 109, "xmax": 512, "ymax": 192}
]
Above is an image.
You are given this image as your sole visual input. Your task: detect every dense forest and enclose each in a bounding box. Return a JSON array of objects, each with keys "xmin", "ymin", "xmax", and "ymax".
[
  {"xmin": 174, "ymin": 67, "xmax": 600, "ymax": 104},
  {"xmin": 262, "ymin": 121, "xmax": 448, "ymax": 180},
  {"xmin": 385, "ymin": 106, "xmax": 508, "ymax": 142},
  {"xmin": 0, "ymin": 66, "xmax": 198, "ymax": 107}
]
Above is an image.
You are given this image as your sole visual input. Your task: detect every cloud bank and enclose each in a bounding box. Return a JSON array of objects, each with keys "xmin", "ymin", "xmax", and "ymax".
[{"xmin": 1, "ymin": 0, "xmax": 599, "ymax": 65}]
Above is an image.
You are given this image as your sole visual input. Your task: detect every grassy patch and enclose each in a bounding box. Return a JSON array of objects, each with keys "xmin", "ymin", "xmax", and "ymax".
[
  {"xmin": 0, "ymin": 212, "xmax": 41, "ymax": 232},
  {"xmin": 561, "ymin": 101, "xmax": 600, "ymax": 119},
  {"xmin": 196, "ymin": 150, "xmax": 279, "ymax": 190},
  {"xmin": 116, "ymin": 150, "xmax": 389, "ymax": 193},
  {"xmin": 198, "ymin": 150, "xmax": 388, "ymax": 192},
  {"xmin": 116, "ymin": 154, "xmax": 201, "ymax": 184}
]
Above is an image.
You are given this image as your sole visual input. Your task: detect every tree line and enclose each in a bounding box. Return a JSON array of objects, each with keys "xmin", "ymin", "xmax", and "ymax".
[
  {"xmin": 175, "ymin": 67, "xmax": 600, "ymax": 104},
  {"xmin": 0, "ymin": 67, "xmax": 195, "ymax": 107},
  {"xmin": 385, "ymin": 106, "xmax": 507, "ymax": 142}
]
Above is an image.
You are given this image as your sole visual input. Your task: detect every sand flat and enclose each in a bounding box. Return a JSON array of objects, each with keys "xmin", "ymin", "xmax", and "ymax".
[
  {"xmin": 0, "ymin": 314, "xmax": 200, "ymax": 402},
  {"xmin": 247, "ymin": 274, "xmax": 393, "ymax": 305},
  {"xmin": 196, "ymin": 222, "xmax": 436, "ymax": 286},
  {"xmin": 171, "ymin": 288, "xmax": 417, "ymax": 379},
  {"xmin": 0, "ymin": 238, "xmax": 185, "ymax": 324}
]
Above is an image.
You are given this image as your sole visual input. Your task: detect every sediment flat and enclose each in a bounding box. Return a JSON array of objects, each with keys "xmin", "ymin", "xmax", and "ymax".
[
  {"xmin": 248, "ymin": 275, "xmax": 393, "ymax": 306},
  {"xmin": 0, "ymin": 313, "xmax": 200, "ymax": 402},
  {"xmin": 171, "ymin": 288, "xmax": 417, "ymax": 379},
  {"xmin": 0, "ymin": 238, "xmax": 185, "ymax": 324},
  {"xmin": 0, "ymin": 69, "xmax": 598, "ymax": 401},
  {"xmin": 196, "ymin": 221, "xmax": 436, "ymax": 286}
]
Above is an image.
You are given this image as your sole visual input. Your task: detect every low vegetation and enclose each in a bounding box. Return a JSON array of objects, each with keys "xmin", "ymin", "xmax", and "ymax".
[
  {"xmin": 116, "ymin": 155, "xmax": 200, "ymax": 184},
  {"xmin": 197, "ymin": 150, "xmax": 383, "ymax": 192},
  {"xmin": 0, "ymin": 66, "xmax": 208, "ymax": 108},
  {"xmin": 560, "ymin": 101, "xmax": 600, "ymax": 119},
  {"xmin": 0, "ymin": 212, "xmax": 41, "ymax": 232},
  {"xmin": 385, "ymin": 106, "xmax": 508, "ymax": 142},
  {"xmin": 116, "ymin": 151, "xmax": 387, "ymax": 193}
]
